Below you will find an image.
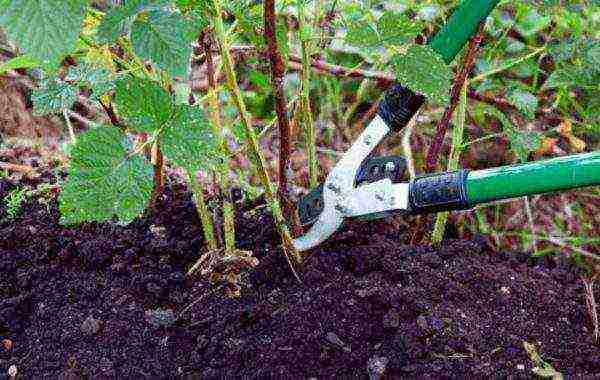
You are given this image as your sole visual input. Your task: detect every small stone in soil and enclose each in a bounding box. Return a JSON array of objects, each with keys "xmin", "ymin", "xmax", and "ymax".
[
  {"xmin": 7, "ymin": 365, "xmax": 17, "ymax": 378},
  {"xmin": 383, "ymin": 311, "xmax": 400, "ymax": 329},
  {"xmin": 367, "ymin": 356, "xmax": 389, "ymax": 380},
  {"xmin": 80, "ymin": 316, "xmax": 102, "ymax": 336},
  {"xmin": 325, "ymin": 332, "xmax": 351, "ymax": 353},
  {"xmin": 145, "ymin": 308, "xmax": 176, "ymax": 328}
]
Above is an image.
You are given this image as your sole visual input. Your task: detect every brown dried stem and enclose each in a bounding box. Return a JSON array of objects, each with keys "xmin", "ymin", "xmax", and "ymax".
[{"xmin": 264, "ymin": 0, "xmax": 299, "ymax": 233}]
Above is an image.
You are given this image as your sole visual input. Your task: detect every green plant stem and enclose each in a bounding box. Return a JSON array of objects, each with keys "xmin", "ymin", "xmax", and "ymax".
[
  {"xmin": 210, "ymin": 0, "xmax": 303, "ymax": 274},
  {"xmin": 188, "ymin": 172, "xmax": 218, "ymax": 251},
  {"xmin": 342, "ymin": 78, "xmax": 369, "ymax": 130},
  {"xmin": 474, "ymin": 208, "xmax": 491, "ymax": 234},
  {"xmin": 297, "ymin": 0, "xmax": 317, "ymax": 188},
  {"xmin": 432, "ymin": 82, "xmax": 468, "ymax": 244},
  {"xmin": 202, "ymin": 33, "xmax": 236, "ymax": 252}
]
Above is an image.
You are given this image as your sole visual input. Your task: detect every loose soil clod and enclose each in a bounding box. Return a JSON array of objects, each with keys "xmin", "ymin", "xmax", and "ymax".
[{"xmin": 0, "ymin": 169, "xmax": 599, "ymax": 378}]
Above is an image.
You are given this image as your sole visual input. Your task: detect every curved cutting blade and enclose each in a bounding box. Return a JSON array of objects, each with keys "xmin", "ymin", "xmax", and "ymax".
[{"xmin": 293, "ymin": 116, "xmax": 391, "ymax": 251}]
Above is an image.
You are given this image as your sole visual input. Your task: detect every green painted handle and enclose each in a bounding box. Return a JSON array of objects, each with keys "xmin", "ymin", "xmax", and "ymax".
[
  {"xmin": 467, "ymin": 152, "xmax": 600, "ymax": 205},
  {"xmin": 430, "ymin": 0, "xmax": 501, "ymax": 64}
]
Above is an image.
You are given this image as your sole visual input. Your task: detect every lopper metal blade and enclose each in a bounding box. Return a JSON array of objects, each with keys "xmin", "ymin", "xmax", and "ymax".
[{"xmin": 293, "ymin": 115, "xmax": 393, "ymax": 251}]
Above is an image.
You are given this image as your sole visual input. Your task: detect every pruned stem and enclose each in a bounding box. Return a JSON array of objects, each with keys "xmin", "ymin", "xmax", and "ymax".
[
  {"xmin": 297, "ymin": 0, "xmax": 318, "ymax": 188},
  {"xmin": 210, "ymin": 0, "xmax": 303, "ymax": 276},
  {"xmin": 202, "ymin": 32, "xmax": 236, "ymax": 252},
  {"xmin": 188, "ymin": 172, "xmax": 218, "ymax": 251}
]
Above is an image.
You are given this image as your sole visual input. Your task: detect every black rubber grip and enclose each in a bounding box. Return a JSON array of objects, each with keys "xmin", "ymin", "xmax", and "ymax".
[
  {"xmin": 409, "ymin": 169, "xmax": 470, "ymax": 214},
  {"xmin": 378, "ymin": 85, "xmax": 426, "ymax": 133}
]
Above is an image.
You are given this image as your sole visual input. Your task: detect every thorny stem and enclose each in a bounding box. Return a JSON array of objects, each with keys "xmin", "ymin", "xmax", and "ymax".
[
  {"xmin": 297, "ymin": 0, "xmax": 318, "ymax": 188},
  {"xmin": 425, "ymin": 22, "xmax": 485, "ymax": 173},
  {"xmin": 210, "ymin": 0, "xmax": 303, "ymax": 278},
  {"xmin": 431, "ymin": 82, "xmax": 467, "ymax": 244},
  {"xmin": 312, "ymin": 0, "xmax": 327, "ymax": 50},
  {"xmin": 343, "ymin": 78, "xmax": 369, "ymax": 130},
  {"xmin": 150, "ymin": 141, "xmax": 165, "ymax": 206},
  {"xmin": 202, "ymin": 33, "xmax": 236, "ymax": 252},
  {"xmin": 583, "ymin": 277, "xmax": 599, "ymax": 343},
  {"xmin": 264, "ymin": 0, "xmax": 299, "ymax": 233},
  {"xmin": 188, "ymin": 172, "xmax": 218, "ymax": 251},
  {"xmin": 412, "ymin": 24, "xmax": 485, "ymax": 245}
]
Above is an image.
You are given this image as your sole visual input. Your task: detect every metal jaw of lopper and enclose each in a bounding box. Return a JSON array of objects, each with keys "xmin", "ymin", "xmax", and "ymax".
[
  {"xmin": 293, "ymin": 86, "xmax": 425, "ymax": 251},
  {"xmin": 293, "ymin": 122, "xmax": 415, "ymax": 251}
]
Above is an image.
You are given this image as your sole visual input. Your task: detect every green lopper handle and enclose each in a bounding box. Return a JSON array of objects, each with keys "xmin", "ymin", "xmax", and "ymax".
[
  {"xmin": 430, "ymin": 0, "xmax": 501, "ymax": 64},
  {"xmin": 378, "ymin": 0, "xmax": 500, "ymax": 132},
  {"xmin": 466, "ymin": 151, "xmax": 600, "ymax": 204},
  {"xmin": 408, "ymin": 152, "xmax": 600, "ymax": 214}
]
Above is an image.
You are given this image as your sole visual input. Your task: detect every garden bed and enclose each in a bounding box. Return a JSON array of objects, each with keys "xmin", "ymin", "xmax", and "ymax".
[{"xmin": 1, "ymin": 163, "xmax": 598, "ymax": 378}]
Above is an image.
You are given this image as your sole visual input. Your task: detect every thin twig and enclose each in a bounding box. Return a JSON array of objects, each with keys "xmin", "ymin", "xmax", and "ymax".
[
  {"xmin": 543, "ymin": 236, "xmax": 600, "ymax": 261},
  {"xmin": 425, "ymin": 23, "xmax": 485, "ymax": 172},
  {"xmin": 471, "ymin": 46, "xmax": 546, "ymax": 82},
  {"xmin": 523, "ymin": 196, "xmax": 539, "ymax": 252},
  {"xmin": 0, "ymin": 161, "xmax": 36, "ymax": 174},
  {"xmin": 288, "ymin": 54, "xmax": 395, "ymax": 84},
  {"xmin": 62, "ymin": 109, "xmax": 77, "ymax": 143},
  {"xmin": 99, "ymin": 99, "xmax": 125, "ymax": 131},
  {"xmin": 65, "ymin": 110, "xmax": 92, "ymax": 127},
  {"xmin": 402, "ymin": 115, "xmax": 418, "ymax": 180},
  {"xmin": 582, "ymin": 277, "xmax": 599, "ymax": 343}
]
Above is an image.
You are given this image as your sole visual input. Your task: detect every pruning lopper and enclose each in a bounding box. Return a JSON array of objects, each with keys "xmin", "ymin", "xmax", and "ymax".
[{"xmin": 293, "ymin": 0, "xmax": 600, "ymax": 251}]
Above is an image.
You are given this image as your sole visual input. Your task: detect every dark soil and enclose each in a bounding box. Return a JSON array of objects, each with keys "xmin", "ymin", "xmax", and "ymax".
[{"xmin": 1, "ymin": 169, "xmax": 599, "ymax": 378}]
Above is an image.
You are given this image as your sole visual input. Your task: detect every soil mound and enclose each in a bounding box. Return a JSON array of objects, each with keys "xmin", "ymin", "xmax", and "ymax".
[{"xmin": 0, "ymin": 173, "xmax": 598, "ymax": 378}]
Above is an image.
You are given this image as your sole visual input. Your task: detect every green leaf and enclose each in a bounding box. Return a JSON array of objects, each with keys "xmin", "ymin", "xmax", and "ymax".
[
  {"xmin": 0, "ymin": 0, "xmax": 87, "ymax": 63},
  {"xmin": 59, "ymin": 124, "xmax": 154, "ymax": 225},
  {"xmin": 585, "ymin": 43, "xmax": 600, "ymax": 71},
  {"xmin": 0, "ymin": 54, "xmax": 40, "ymax": 75},
  {"xmin": 543, "ymin": 69, "xmax": 575, "ymax": 89},
  {"xmin": 506, "ymin": 128, "xmax": 541, "ymax": 163},
  {"xmin": 114, "ymin": 77, "xmax": 173, "ymax": 133},
  {"xmin": 544, "ymin": 67, "xmax": 598, "ymax": 90},
  {"xmin": 516, "ymin": 8, "xmax": 551, "ymax": 37},
  {"xmin": 131, "ymin": 9, "xmax": 195, "ymax": 78},
  {"xmin": 96, "ymin": 0, "xmax": 169, "ymax": 43},
  {"xmin": 161, "ymin": 105, "xmax": 221, "ymax": 173},
  {"xmin": 391, "ymin": 45, "xmax": 452, "ymax": 104},
  {"xmin": 507, "ymin": 89, "xmax": 538, "ymax": 119},
  {"xmin": 31, "ymin": 78, "xmax": 78, "ymax": 116},
  {"xmin": 345, "ymin": 20, "xmax": 379, "ymax": 47},
  {"xmin": 249, "ymin": 70, "xmax": 270, "ymax": 90},
  {"xmin": 377, "ymin": 12, "xmax": 422, "ymax": 45},
  {"xmin": 66, "ymin": 63, "xmax": 115, "ymax": 100}
]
